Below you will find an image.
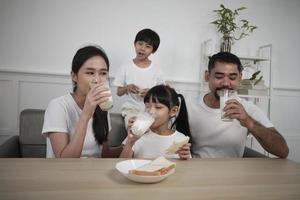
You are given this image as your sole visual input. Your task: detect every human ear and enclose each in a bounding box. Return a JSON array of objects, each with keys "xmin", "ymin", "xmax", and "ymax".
[
  {"xmin": 239, "ymin": 72, "xmax": 243, "ymax": 81},
  {"xmin": 71, "ymin": 72, "xmax": 78, "ymax": 83},
  {"xmin": 204, "ymin": 70, "xmax": 209, "ymax": 81},
  {"xmin": 170, "ymin": 106, "xmax": 179, "ymax": 118}
]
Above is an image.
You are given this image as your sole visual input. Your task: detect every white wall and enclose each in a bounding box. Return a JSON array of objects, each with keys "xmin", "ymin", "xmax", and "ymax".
[
  {"xmin": 1, "ymin": 0, "xmax": 300, "ymax": 161},
  {"xmin": 1, "ymin": 0, "xmax": 299, "ymax": 85}
]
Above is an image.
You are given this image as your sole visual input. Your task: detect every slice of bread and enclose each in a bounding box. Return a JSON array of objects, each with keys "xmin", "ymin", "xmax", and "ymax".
[
  {"xmin": 129, "ymin": 156, "xmax": 176, "ymax": 176},
  {"xmin": 165, "ymin": 136, "xmax": 190, "ymax": 154}
]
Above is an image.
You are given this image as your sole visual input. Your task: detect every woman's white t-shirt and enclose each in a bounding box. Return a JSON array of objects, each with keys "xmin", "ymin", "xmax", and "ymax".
[{"xmin": 42, "ymin": 93, "xmax": 110, "ymax": 158}]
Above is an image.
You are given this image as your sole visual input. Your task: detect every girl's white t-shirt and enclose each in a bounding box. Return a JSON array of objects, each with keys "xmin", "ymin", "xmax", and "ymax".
[
  {"xmin": 42, "ymin": 93, "xmax": 110, "ymax": 158},
  {"xmin": 124, "ymin": 130, "xmax": 188, "ymax": 159}
]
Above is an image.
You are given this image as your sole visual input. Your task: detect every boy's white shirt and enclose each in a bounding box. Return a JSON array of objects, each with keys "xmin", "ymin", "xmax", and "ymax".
[{"xmin": 113, "ymin": 59, "xmax": 165, "ymax": 108}]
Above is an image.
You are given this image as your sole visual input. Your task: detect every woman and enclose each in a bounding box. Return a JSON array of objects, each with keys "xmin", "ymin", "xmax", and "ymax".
[{"xmin": 42, "ymin": 45, "xmax": 121, "ymax": 158}]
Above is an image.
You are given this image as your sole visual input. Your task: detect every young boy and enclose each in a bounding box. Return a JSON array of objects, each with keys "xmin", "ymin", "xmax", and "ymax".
[{"xmin": 113, "ymin": 28, "xmax": 165, "ymax": 127}]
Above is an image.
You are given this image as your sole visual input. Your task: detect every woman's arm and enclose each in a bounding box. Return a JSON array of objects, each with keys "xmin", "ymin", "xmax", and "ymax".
[
  {"xmin": 49, "ymin": 83, "xmax": 109, "ymax": 158},
  {"xmin": 49, "ymin": 113, "xmax": 90, "ymax": 158}
]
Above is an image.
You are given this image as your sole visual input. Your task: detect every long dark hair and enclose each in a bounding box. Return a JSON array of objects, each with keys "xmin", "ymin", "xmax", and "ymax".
[
  {"xmin": 71, "ymin": 45, "xmax": 109, "ymax": 145},
  {"xmin": 144, "ymin": 85, "xmax": 191, "ymax": 139}
]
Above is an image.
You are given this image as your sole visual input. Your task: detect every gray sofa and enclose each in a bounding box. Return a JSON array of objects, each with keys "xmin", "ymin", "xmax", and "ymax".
[{"xmin": 0, "ymin": 109, "xmax": 265, "ymax": 158}]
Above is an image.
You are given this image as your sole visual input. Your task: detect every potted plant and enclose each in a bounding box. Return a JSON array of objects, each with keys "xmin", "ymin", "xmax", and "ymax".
[{"xmin": 211, "ymin": 4, "xmax": 257, "ymax": 52}]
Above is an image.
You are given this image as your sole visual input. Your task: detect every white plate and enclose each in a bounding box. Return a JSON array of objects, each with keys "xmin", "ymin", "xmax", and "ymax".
[{"xmin": 115, "ymin": 159, "xmax": 175, "ymax": 183}]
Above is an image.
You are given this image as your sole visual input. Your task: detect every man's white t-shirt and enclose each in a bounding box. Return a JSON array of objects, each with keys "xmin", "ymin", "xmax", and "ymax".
[
  {"xmin": 186, "ymin": 93, "xmax": 273, "ymax": 158},
  {"xmin": 42, "ymin": 93, "xmax": 110, "ymax": 158},
  {"xmin": 123, "ymin": 130, "xmax": 188, "ymax": 159},
  {"xmin": 113, "ymin": 60, "xmax": 165, "ymax": 110}
]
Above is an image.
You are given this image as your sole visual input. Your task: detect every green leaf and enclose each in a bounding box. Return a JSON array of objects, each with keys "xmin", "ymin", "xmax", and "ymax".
[
  {"xmin": 254, "ymin": 76, "xmax": 263, "ymax": 85},
  {"xmin": 249, "ymin": 71, "xmax": 261, "ymax": 80}
]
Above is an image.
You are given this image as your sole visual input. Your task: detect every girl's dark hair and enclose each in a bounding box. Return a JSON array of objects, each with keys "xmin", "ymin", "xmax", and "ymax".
[
  {"xmin": 71, "ymin": 45, "xmax": 109, "ymax": 145},
  {"xmin": 144, "ymin": 85, "xmax": 191, "ymax": 139},
  {"xmin": 134, "ymin": 28, "xmax": 160, "ymax": 53}
]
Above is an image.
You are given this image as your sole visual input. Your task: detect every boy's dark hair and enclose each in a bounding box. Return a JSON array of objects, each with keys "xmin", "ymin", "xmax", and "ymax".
[
  {"xmin": 134, "ymin": 28, "xmax": 160, "ymax": 53},
  {"xmin": 71, "ymin": 45, "xmax": 109, "ymax": 145},
  {"xmin": 208, "ymin": 52, "xmax": 243, "ymax": 72},
  {"xmin": 144, "ymin": 85, "xmax": 191, "ymax": 139}
]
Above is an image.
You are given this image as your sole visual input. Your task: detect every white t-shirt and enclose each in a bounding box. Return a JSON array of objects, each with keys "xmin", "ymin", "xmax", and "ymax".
[
  {"xmin": 186, "ymin": 93, "xmax": 273, "ymax": 158},
  {"xmin": 113, "ymin": 59, "xmax": 165, "ymax": 110},
  {"xmin": 42, "ymin": 93, "xmax": 110, "ymax": 158},
  {"xmin": 123, "ymin": 130, "xmax": 188, "ymax": 159}
]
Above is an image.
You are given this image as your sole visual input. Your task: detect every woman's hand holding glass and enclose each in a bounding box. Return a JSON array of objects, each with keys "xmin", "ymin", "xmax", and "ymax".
[{"xmin": 83, "ymin": 82, "xmax": 111, "ymax": 118}]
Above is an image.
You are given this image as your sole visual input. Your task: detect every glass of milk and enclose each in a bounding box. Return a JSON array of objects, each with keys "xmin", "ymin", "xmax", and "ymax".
[
  {"xmin": 131, "ymin": 112, "xmax": 155, "ymax": 137},
  {"xmin": 218, "ymin": 89, "xmax": 236, "ymax": 121},
  {"xmin": 90, "ymin": 80, "xmax": 113, "ymax": 111}
]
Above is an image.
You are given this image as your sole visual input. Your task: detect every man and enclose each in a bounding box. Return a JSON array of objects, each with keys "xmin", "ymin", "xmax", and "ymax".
[{"xmin": 187, "ymin": 52, "xmax": 289, "ymax": 158}]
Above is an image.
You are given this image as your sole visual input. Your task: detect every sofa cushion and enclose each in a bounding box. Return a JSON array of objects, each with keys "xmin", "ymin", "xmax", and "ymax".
[
  {"xmin": 108, "ymin": 113, "xmax": 127, "ymax": 147},
  {"xmin": 19, "ymin": 109, "xmax": 46, "ymax": 145},
  {"xmin": 18, "ymin": 109, "xmax": 126, "ymax": 157},
  {"xmin": 19, "ymin": 109, "xmax": 46, "ymax": 157}
]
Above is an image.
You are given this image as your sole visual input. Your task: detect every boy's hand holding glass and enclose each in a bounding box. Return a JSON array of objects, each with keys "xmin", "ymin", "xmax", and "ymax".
[
  {"xmin": 126, "ymin": 84, "xmax": 140, "ymax": 94},
  {"xmin": 138, "ymin": 88, "xmax": 149, "ymax": 97}
]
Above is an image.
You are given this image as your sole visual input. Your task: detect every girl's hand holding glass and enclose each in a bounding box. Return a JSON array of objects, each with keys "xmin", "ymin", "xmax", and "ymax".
[{"xmin": 125, "ymin": 116, "xmax": 140, "ymax": 146}]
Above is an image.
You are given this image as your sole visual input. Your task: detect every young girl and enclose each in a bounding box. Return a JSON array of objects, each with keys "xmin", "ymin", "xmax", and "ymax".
[
  {"xmin": 42, "ymin": 45, "xmax": 122, "ymax": 158},
  {"xmin": 120, "ymin": 85, "xmax": 192, "ymax": 160}
]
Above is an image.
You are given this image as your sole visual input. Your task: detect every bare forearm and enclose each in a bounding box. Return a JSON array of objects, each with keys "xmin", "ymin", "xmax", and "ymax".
[
  {"xmin": 246, "ymin": 119, "xmax": 289, "ymax": 158},
  {"xmin": 59, "ymin": 115, "xmax": 90, "ymax": 158},
  {"xmin": 119, "ymin": 144, "xmax": 134, "ymax": 158}
]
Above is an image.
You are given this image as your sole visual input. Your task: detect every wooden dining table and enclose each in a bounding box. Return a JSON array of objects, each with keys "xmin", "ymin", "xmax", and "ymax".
[{"xmin": 0, "ymin": 158, "xmax": 299, "ymax": 200}]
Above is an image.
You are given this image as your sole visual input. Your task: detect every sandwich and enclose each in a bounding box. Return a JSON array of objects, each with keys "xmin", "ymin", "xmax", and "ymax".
[
  {"xmin": 165, "ymin": 136, "xmax": 190, "ymax": 154},
  {"xmin": 129, "ymin": 156, "xmax": 176, "ymax": 176}
]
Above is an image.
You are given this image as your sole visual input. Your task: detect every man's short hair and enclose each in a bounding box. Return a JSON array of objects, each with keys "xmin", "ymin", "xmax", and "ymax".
[
  {"xmin": 208, "ymin": 52, "xmax": 243, "ymax": 72},
  {"xmin": 134, "ymin": 28, "xmax": 160, "ymax": 53}
]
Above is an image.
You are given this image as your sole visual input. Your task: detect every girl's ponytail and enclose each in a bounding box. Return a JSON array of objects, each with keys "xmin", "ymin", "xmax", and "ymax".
[{"xmin": 172, "ymin": 94, "xmax": 191, "ymax": 138}]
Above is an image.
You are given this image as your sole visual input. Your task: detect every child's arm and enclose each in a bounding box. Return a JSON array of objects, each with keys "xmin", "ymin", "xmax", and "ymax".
[
  {"xmin": 119, "ymin": 133, "xmax": 139, "ymax": 158},
  {"xmin": 117, "ymin": 84, "xmax": 140, "ymax": 96},
  {"xmin": 119, "ymin": 117, "xmax": 139, "ymax": 158},
  {"xmin": 178, "ymin": 143, "xmax": 192, "ymax": 160}
]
